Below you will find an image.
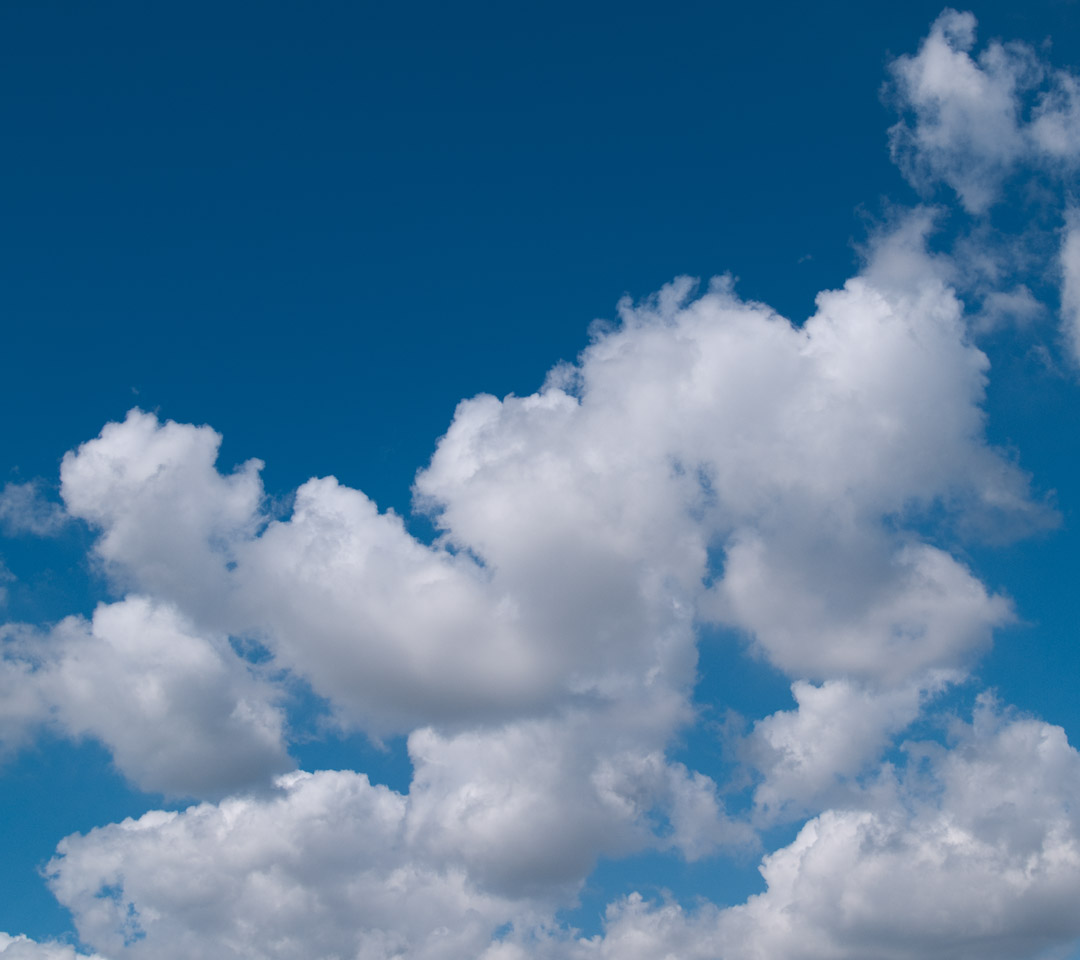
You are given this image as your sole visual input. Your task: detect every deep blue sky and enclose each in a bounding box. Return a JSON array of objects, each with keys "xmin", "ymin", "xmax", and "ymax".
[
  {"xmin": 3, "ymin": 0, "xmax": 1080, "ymax": 950},
  {"xmin": 5, "ymin": 0, "xmax": 1075, "ymax": 508}
]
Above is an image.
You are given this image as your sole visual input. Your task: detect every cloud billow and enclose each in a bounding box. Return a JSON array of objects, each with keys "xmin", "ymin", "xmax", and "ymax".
[{"xmin": 3, "ymin": 9, "xmax": 1080, "ymax": 960}]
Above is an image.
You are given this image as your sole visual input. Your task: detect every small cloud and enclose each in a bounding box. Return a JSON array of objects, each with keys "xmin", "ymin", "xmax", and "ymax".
[
  {"xmin": 0, "ymin": 557, "xmax": 12, "ymax": 607},
  {"xmin": 0, "ymin": 481, "xmax": 68, "ymax": 537},
  {"xmin": 797, "ymin": 253, "xmax": 813, "ymax": 264},
  {"xmin": 972, "ymin": 285, "xmax": 1047, "ymax": 334}
]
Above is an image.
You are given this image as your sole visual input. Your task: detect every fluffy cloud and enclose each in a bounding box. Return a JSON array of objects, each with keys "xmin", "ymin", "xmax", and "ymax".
[
  {"xmin": 43, "ymin": 703, "xmax": 748, "ymax": 959},
  {"xmin": 888, "ymin": 9, "xmax": 1080, "ymax": 214},
  {"xmin": 59, "ymin": 412, "xmax": 264, "ymax": 620},
  {"xmin": 54, "ymin": 216, "xmax": 1033, "ymax": 744},
  {"xmin": 47, "ymin": 703, "xmax": 1080, "ymax": 960},
  {"xmin": 0, "ymin": 597, "xmax": 290, "ymax": 797},
  {"xmin": 747, "ymin": 678, "xmax": 927, "ymax": 823},
  {"xmin": 27, "ymin": 211, "xmax": 1058, "ymax": 959},
  {"xmin": 404, "ymin": 706, "xmax": 752, "ymax": 897},
  {"xmin": 888, "ymin": 9, "xmax": 1080, "ymax": 364},
  {"xmin": 18, "ymin": 209, "xmax": 1044, "ymax": 956},
  {"xmin": 46, "ymin": 769, "xmax": 525, "ymax": 960},
  {"xmin": 527, "ymin": 703, "xmax": 1080, "ymax": 960}
]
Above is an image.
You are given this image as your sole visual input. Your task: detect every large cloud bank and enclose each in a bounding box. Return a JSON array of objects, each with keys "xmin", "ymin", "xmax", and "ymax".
[{"xmin": 3, "ymin": 10, "xmax": 1080, "ymax": 960}]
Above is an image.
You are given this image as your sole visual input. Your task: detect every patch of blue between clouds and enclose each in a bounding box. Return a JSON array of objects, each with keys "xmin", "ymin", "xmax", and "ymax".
[{"xmin": 0, "ymin": 736, "xmax": 175, "ymax": 944}]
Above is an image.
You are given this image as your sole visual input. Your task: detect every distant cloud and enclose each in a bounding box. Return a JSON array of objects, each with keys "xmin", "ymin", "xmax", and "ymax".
[
  {"xmin": 0, "ymin": 482, "xmax": 67, "ymax": 537},
  {"xmin": 888, "ymin": 9, "xmax": 1080, "ymax": 214},
  {"xmin": 888, "ymin": 10, "xmax": 1080, "ymax": 364}
]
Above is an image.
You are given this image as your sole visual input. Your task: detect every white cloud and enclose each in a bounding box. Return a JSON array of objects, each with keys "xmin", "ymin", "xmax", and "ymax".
[
  {"xmin": 34, "ymin": 216, "xmax": 1061, "ymax": 958},
  {"xmin": 521, "ymin": 702, "xmax": 1080, "ymax": 960},
  {"xmin": 30, "ymin": 215, "xmax": 1042, "ymax": 924},
  {"xmin": 59, "ymin": 411, "xmax": 264, "ymax": 619},
  {"xmin": 54, "ymin": 217, "xmax": 1036, "ymax": 743},
  {"xmin": 748, "ymin": 678, "xmax": 927, "ymax": 823},
  {"xmin": 1030, "ymin": 68, "xmax": 1080, "ymax": 161},
  {"xmin": 0, "ymin": 622, "xmax": 51, "ymax": 754},
  {"xmin": 888, "ymin": 11, "xmax": 1080, "ymax": 365},
  {"xmin": 1, "ymin": 597, "xmax": 290, "ymax": 798},
  {"xmin": 708, "ymin": 537, "xmax": 1010, "ymax": 684},
  {"xmin": 888, "ymin": 9, "xmax": 1080, "ymax": 214},
  {"xmin": 404, "ymin": 706, "xmax": 752, "ymax": 897},
  {"xmin": 51, "ymin": 703, "xmax": 1080, "ymax": 960},
  {"xmin": 46, "ymin": 769, "xmax": 528, "ymax": 960},
  {"xmin": 0, "ymin": 934, "xmax": 106, "ymax": 960},
  {"xmin": 43, "ymin": 703, "xmax": 749, "ymax": 958},
  {"xmin": 719, "ymin": 702, "xmax": 1080, "ymax": 960},
  {"xmin": 973, "ymin": 285, "xmax": 1046, "ymax": 334},
  {"xmin": 11, "ymin": 76, "xmax": 1064, "ymax": 957},
  {"xmin": 0, "ymin": 482, "xmax": 67, "ymax": 537}
]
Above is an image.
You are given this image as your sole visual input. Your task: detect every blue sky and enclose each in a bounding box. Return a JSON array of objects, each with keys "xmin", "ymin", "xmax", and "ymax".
[{"xmin": 3, "ymin": 2, "xmax": 1080, "ymax": 958}]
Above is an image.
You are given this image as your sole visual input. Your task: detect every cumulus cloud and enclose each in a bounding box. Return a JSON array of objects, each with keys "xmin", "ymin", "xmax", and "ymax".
[
  {"xmin": 43, "ymin": 706, "xmax": 749, "ymax": 959},
  {"xmin": 54, "ymin": 216, "xmax": 1035, "ymax": 743},
  {"xmin": 46, "ymin": 769, "xmax": 526, "ymax": 960},
  {"xmin": 888, "ymin": 9, "xmax": 1080, "ymax": 214},
  {"xmin": 27, "ymin": 209, "xmax": 1061, "ymax": 959},
  {"xmin": 45, "ymin": 703, "xmax": 1080, "ymax": 960},
  {"xmin": 404, "ymin": 707, "xmax": 753, "ymax": 897},
  {"xmin": 516, "ymin": 702, "xmax": 1080, "ymax": 960},
  {"xmin": 747, "ymin": 678, "xmax": 927, "ymax": 823},
  {"xmin": 59, "ymin": 412, "xmax": 264, "ymax": 618},
  {"xmin": 0, "ymin": 597, "xmax": 290, "ymax": 797}
]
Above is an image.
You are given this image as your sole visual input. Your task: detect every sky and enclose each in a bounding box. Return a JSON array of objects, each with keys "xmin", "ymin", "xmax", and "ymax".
[{"xmin": 3, "ymin": 1, "xmax": 1080, "ymax": 958}]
